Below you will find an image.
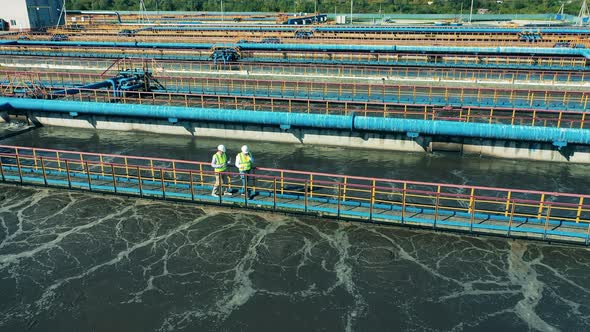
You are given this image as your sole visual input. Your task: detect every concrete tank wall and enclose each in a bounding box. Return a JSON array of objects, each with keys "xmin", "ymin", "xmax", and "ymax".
[{"xmin": 3, "ymin": 112, "xmax": 589, "ymax": 163}]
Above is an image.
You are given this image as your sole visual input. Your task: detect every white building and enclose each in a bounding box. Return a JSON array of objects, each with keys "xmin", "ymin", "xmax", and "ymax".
[{"xmin": 0, "ymin": 0, "xmax": 64, "ymax": 31}]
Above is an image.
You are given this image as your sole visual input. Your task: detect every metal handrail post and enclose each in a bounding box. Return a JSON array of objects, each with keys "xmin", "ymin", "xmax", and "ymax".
[
  {"xmin": 160, "ymin": 168, "xmax": 166, "ymax": 199},
  {"xmin": 401, "ymin": 182, "xmax": 407, "ymax": 224},
  {"xmin": 273, "ymin": 177, "xmax": 277, "ymax": 211},
  {"xmin": 111, "ymin": 163, "xmax": 117, "ymax": 193},
  {"xmin": 85, "ymin": 161, "xmax": 92, "ymax": 190},
  {"xmin": 543, "ymin": 205, "xmax": 552, "ymax": 241},
  {"xmin": 433, "ymin": 186, "xmax": 441, "ymax": 228},
  {"xmin": 137, "ymin": 166, "xmax": 143, "ymax": 198},
  {"xmin": 65, "ymin": 160, "xmax": 71, "ymax": 189},
  {"xmin": 189, "ymin": 170, "xmax": 194, "ymax": 201},
  {"xmin": 507, "ymin": 201, "xmax": 516, "ymax": 236},
  {"xmin": 15, "ymin": 153, "xmax": 23, "ymax": 184},
  {"xmin": 0, "ymin": 157, "xmax": 5, "ymax": 182},
  {"xmin": 337, "ymin": 183, "xmax": 342, "ymax": 219},
  {"xmin": 304, "ymin": 181, "xmax": 308, "ymax": 213},
  {"xmin": 39, "ymin": 156, "xmax": 47, "ymax": 186}
]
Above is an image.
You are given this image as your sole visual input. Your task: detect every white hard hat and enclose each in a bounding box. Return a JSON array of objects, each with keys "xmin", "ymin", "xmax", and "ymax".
[
  {"xmin": 241, "ymin": 145, "xmax": 249, "ymax": 153},
  {"xmin": 217, "ymin": 144, "xmax": 226, "ymax": 152}
]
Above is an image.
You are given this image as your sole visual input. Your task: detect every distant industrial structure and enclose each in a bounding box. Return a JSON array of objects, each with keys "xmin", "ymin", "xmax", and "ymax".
[{"xmin": 0, "ymin": 0, "xmax": 64, "ymax": 31}]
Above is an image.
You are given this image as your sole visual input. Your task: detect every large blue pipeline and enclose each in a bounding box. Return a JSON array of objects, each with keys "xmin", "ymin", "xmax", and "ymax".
[
  {"xmin": 12, "ymin": 40, "xmax": 590, "ymax": 58},
  {"xmin": 1, "ymin": 97, "xmax": 589, "ymax": 145}
]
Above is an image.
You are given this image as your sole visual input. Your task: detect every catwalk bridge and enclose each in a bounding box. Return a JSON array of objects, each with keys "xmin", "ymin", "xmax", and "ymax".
[{"xmin": 0, "ymin": 145, "xmax": 589, "ymax": 245}]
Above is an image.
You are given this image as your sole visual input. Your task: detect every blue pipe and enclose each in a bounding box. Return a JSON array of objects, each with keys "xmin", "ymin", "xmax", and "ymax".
[
  {"xmin": 1, "ymin": 97, "xmax": 589, "ymax": 145},
  {"xmin": 353, "ymin": 117, "xmax": 590, "ymax": 145},
  {"xmin": 119, "ymin": 83, "xmax": 144, "ymax": 91},
  {"xmin": 12, "ymin": 40, "xmax": 590, "ymax": 57},
  {"xmin": 0, "ymin": 98, "xmax": 354, "ymax": 130}
]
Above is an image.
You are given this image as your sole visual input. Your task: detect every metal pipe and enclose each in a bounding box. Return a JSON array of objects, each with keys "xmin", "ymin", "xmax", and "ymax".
[
  {"xmin": 354, "ymin": 116, "xmax": 590, "ymax": 145},
  {"xmin": 2, "ymin": 97, "xmax": 590, "ymax": 145},
  {"xmin": 0, "ymin": 98, "xmax": 355, "ymax": 130},
  {"xmin": 13, "ymin": 40, "xmax": 590, "ymax": 57}
]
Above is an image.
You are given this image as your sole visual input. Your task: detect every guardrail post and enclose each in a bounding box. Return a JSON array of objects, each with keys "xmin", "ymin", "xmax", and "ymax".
[
  {"xmin": 85, "ymin": 161, "xmax": 92, "ymax": 190},
  {"xmin": 468, "ymin": 188, "xmax": 475, "ymax": 214},
  {"xmin": 40, "ymin": 157, "xmax": 47, "ymax": 186},
  {"xmin": 537, "ymin": 194, "xmax": 545, "ymax": 219},
  {"xmin": 33, "ymin": 149, "xmax": 38, "ymax": 170},
  {"xmin": 0, "ymin": 157, "xmax": 5, "ymax": 182},
  {"xmin": 55, "ymin": 151, "xmax": 61, "ymax": 172},
  {"xmin": 507, "ymin": 201, "xmax": 516, "ymax": 236},
  {"xmin": 124, "ymin": 157, "xmax": 129, "ymax": 178},
  {"xmin": 369, "ymin": 181, "xmax": 376, "ymax": 223},
  {"xmin": 137, "ymin": 166, "xmax": 143, "ymax": 198},
  {"xmin": 172, "ymin": 161, "xmax": 177, "ymax": 184},
  {"xmin": 304, "ymin": 181, "xmax": 308, "ymax": 213},
  {"xmin": 111, "ymin": 163, "xmax": 117, "ymax": 194},
  {"xmin": 14, "ymin": 148, "xmax": 23, "ymax": 184},
  {"xmin": 189, "ymin": 170, "xmax": 194, "ymax": 201},
  {"xmin": 576, "ymin": 197, "xmax": 584, "ymax": 223},
  {"xmin": 433, "ymin": 185, "xmax": 441, "ymax": 228},
  {"xmin": 401, "ymin": 182, "xmax": 407, "ymax": 224},
  {"xmin": 504, "ymin": 191, "xmax": 512, "ymax": 217},
  {"xmin": 337, "ymin": 183, "xmax": 342, "ymax": 219},
  {"xmin": 309, "ymin": 174, "xmax": 314, "ymax": 198},
  {"xmin": 99, "ymin": 155, "xmax": 105, "ymax": 176},
  {"xmin": 65, "ymin": 160, "xmax": 71, "ymax": 189},
  {"xmin": 543, "ymin": 205, "xmax": 552, "ymax": 241},
  {"xmin": 161, "ymin": 168, "xmax": 166, "ymax": 199},
  {"xmin": 469, "ymin": 197, "xmax": 476, "ymax": 233},
  {"xmin": 280, "ymin": 171, "xmax": 284, "ymax": 195},
  {"xmin": 273, "ymin": 177, "xmax": 277, "ymax": 212}
]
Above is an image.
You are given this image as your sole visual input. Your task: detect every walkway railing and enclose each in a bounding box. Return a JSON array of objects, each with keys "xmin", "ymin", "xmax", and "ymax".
[
  {"xmin": 1, "ymin": 145, "xmax": 589, "ymax": 245},
  {"xmin": 2, "ymin": 70, "xmax": 587, "ymax": 111},
  {"xmin": 40, "ymin": 34, "xmax": 590, "ymax": 48},
  {"xmin": 0, "ymin": 45, "xmax": 586, "ymax": 70},
  {"xmin": 1, "ymin": 57, "xmax": 588, "ymax": 84},
  {"xmin": 32, "ymin": 26, "xmax": 590, "ymax": 48},
  {"xmin": 3, "ymin": 73, "xmax": 588, "ymax": 129}
]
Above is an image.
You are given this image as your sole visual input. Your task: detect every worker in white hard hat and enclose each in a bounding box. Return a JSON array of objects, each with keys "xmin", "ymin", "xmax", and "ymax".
[
  {"xmin": 235, "ymin": 145, "xmax": 255, "ymax": 198},
  {"xmin": 211, "ymin": 144, "xmax": 232, "ymax": 197}
]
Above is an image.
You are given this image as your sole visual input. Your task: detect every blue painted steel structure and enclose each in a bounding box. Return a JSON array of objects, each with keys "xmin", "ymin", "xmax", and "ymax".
[{"xmin": 1, "ymin": 98, "xmax": 589, "ymax": 145}]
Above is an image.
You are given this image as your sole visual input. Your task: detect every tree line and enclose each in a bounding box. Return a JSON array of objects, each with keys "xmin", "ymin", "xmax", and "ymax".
[{"xmin": 66, "ymin": 0, "xmax": 586, "ymax": 15}]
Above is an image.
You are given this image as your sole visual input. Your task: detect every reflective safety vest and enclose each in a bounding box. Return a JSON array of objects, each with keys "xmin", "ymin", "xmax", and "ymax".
[
  {"xmin": 238, "ymin": 152, "xmax": 252, "ymax": 171},
  {"xmin": 214, "ymin": 152, "xmax": 227, "ymax": 172}
]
